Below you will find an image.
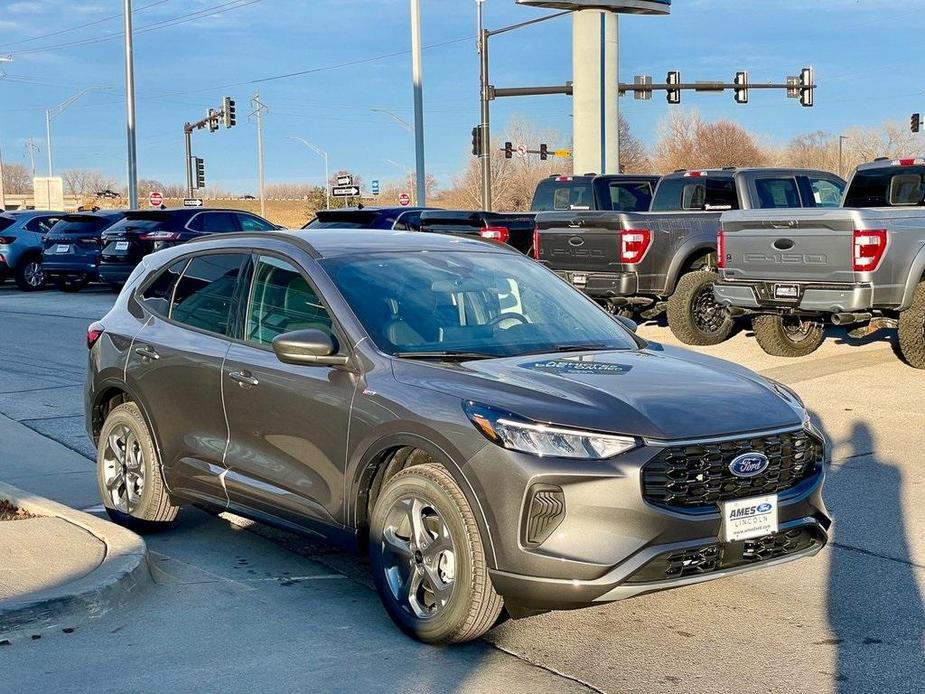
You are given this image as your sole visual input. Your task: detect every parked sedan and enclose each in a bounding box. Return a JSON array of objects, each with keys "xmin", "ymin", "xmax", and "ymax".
[
  {"xmin": 42, "ymin": 211, "xmax": 127, "ymax": 292},
  {"xmin": 0, "ymin": 210, "xmax": 64, "ymax": 290},
  {"xmin": 87, "ymin": 229, "xmax": 830, "ymax": 644},
  {"xmin": 98, "ymin": 207, "xmax": 277, "ymax": 285}
]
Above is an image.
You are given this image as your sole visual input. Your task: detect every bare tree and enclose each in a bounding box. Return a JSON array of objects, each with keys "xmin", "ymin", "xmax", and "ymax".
[
  {"xmin": 62, "ymin": 169, "xmax": 119, "ymax": 199},
  {"xmin": 2, "ymin": 163, "xmax": 33, "ymax": 194},
  {"xmin": 619, "ymin": 115, "xmax": 652, "ymax": 173},
  {"xmin": 653, "ymin": 110, "xmax": 769, "ymax": 172}
]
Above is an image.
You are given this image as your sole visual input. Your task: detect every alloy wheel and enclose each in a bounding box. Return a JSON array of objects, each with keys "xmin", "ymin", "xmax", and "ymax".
[
  {"xmin": 692, "ymin": 284, "xmax": 728, "ymax": 334},
  {"xmin": 380, "ymin": 496, "xmax": 456, "ymax": 619},
  {"xmin": 23, "ymin": 261, "xmax": 44, "ymax": 288},
  {"xmin": 101, "ymin": 423, "xmax": 145, "ymax": 514}
]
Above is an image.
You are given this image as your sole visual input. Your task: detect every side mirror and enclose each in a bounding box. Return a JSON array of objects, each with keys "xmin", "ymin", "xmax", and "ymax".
[
  {"xmin": 615, "ymin": 315, "xmax": 638, "ymax": 333},
  {"xmin": 272, "ymin": 329, "xmax": 349, "ymax": 366}
]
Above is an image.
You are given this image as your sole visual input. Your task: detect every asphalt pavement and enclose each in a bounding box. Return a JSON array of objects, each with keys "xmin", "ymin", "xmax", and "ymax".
[{"xmin": 0, "ymin": 283, "xmax": 922, "ymax": 694}]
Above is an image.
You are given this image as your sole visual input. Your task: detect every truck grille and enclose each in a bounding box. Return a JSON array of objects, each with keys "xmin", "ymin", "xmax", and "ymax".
[{"xmin": 641, "ymin": 429, "xmax": 822, "ymax": 510}]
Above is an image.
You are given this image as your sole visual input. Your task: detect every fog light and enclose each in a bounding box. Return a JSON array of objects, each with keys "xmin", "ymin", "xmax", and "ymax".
[{"xmin": 523, "ymin": 485, "xmax": 565, "ymax": 547}]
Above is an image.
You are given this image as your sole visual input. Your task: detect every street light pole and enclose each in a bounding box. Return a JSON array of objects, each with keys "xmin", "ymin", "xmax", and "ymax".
[
  {"xmin": 477, "ymin": 0, "xmax": 491, "ymax": 210},
  {"xmin": 0, "ymin": 56, "xmax": 12, "ymax": 212},
  {"xmin": 289, "ymin": 136, "xmax": 330, "ymax": 210},
  {"xmin": 410, "ymin": 0, "xmax": 426, "ymax": 207},
  {"xmin": 46, "ymin": 86, "xmax": 111, "ymax": 178},
  {"xmin": 123, "ymin": 0, "xmax": 138, "ymax": 209}
]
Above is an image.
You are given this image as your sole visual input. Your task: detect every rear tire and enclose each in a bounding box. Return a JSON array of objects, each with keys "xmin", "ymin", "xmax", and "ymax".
[
  {"xmin": 369, "ymin": 462, "xmax": 503, "ymax": 644},
  {"xmin": 96, "ymin": 402, "xmax": 178, "ymax": 530},
  {"xmin": 667, "ymin": 270, "xmax": 735, "ymax": 345},
  {"xmin": 15, "ymin": 258, "xmax": 45, "ymax": 291},
  {"xmin": 752, "ymin": 314, "xmax": 825, "ymax": 358},
  {"xmin": 55, "ymin": 274, "xmax": 90, "ymax": 293},
  {"xmin": 898, "ymin": 279, "xmax": 925, "ymax": 369}
]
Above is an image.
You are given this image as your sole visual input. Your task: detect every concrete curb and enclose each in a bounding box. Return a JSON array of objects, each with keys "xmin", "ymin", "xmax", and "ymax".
[{"xmin": 0, "ymin": 482, "xmax": 150, "ymax": 634}]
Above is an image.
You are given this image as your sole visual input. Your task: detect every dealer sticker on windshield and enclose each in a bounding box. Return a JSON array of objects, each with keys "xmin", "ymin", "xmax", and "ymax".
[{"xmin": 721, "ymin": 494, "xmax": 778, "ymax": 542}]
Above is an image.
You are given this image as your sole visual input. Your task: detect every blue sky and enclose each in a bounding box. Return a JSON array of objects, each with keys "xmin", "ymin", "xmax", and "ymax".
[{"xmin": 0, "ymin": 0, "xmax": 920, "ymax": 194}]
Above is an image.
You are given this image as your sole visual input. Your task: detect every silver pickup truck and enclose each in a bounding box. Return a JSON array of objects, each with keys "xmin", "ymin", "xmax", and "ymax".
[
  {"xmin": 715, "ymin": 158, "xmax": 925, "ymax": 367},
  {"xmin": 535, "ymin": 168, "xmax": 845, "ymax": 345}
]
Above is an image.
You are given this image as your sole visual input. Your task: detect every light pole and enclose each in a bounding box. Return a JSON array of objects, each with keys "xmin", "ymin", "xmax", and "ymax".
[
  {"xmin": 371, "ymin": 108, "xmax": 414, "ymax": 134},
  {"xmin": 410, "ymin": 0, "xmax": 426, "ymax": 207},
  {"xmin": 0, "ymin": 56, "xmax": 12, "ymax": 212},
  {"xmin": 123, "ymin": 0, "xmax": 138, "ymax": 209},
  {"xmin": 289, "ymin": 136, "xmax": 330, "ymax": 210},
  {"xmin": 46, "ymin": 86, "xmax": 110, "ymax": 177}
]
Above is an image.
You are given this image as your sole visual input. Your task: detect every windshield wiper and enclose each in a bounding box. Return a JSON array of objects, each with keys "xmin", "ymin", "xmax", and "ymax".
[
  {"xmin": 520, "ymin": 344, "xmax": 612, "ymax": 356},
  {"xmin": 393, "ymin": 351, "xmax": 497, "ymax": 361}
]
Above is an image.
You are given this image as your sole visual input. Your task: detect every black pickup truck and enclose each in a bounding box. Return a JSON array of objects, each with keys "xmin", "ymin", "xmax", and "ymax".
[
  {"xmin": 535, "ymin": 167, "xmax": 846, "ymax": 345},
  {"xmin": 420, "ymin": 173, "xmax": 661, "ymax": 256}
]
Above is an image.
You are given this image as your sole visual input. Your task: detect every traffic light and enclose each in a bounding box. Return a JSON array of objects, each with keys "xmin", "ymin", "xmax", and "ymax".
[
  {"xmin": 666, "ymin": 71, "xmax": 681, "ymax": 104},
  {"xmin": 504, "ymin": 142, "xmax": 513, "ymax": 159},
  {"xmin": 194, "ymin": 157, "xmax": 205, "ymax": 188},
  {"xmin": 223, "ymin": 97, "xmax": 236, "ymax": 128},
  {"xmin": 912, "ymin": 113, "xmax": 921, "ymax": 134},
  {"xmin": 799, "ymin": 67, "xmax": 814, "ymax": 108},
  {"xmin": 207, "ymin": 108, "xmax": 219, "ymax": 133},
  {"xmin": 539, "ymin": 144, "xmax": 549, "ymax": 161},
  {"xmin": 471, "ymin": 125, "xmax": 483, "ymax": 156},
  {"xmin": 733, "ymin": 71, "xmax": 748, "ymax": 104}
]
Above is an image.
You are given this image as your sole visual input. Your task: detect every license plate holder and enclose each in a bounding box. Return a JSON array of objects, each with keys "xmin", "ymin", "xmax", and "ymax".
[
  {"xmin": 721, "ymin": 494, "xmax": 778, "ymax": 542},
  {"xmin": 114, "ymin": 241, "xmax": 130, "ymax": 251},
  {"xmin": 571, "ymin": 273, "xmax": 587, "ymax": 287},
  {"xmin": 772, "ymin": 283, "xmax": 801, "ymax": 301},
  {"xmin": 55, "ymin": 244, "xmax": 70, "ymax": 254}
]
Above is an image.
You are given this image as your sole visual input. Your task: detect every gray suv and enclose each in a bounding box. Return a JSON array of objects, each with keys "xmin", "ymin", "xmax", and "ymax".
[{"xmin": 85, "ymin": 229, "xmax": 831, "ymax": 643}]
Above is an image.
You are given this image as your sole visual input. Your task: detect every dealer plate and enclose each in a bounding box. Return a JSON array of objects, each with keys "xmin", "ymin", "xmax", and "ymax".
[
  {"xmin": 571, "ymin": 274, "xmax": 587, "ymax": 287},
  {"xmin": 114, "ymin": 241, "xmax": 130, "ymax": 251},
  {"xmin": 55, "ymin": 244, "xmax": 70, "ymax": 253},
  {"xmin": 772, "ymin": 283, "xmax": 801, "ymax": 301},
  {"xmin": 721, "ymin": 494, "xmax": 778, "ymax": 542}
]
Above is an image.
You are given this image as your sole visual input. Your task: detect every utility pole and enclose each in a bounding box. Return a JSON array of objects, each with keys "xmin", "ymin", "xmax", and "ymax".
[
  {"xmin": 123, "ymin": 0, "xmax": 138, "ymax": 209},
  {"xmin": 477, "ymin": 0, "xmax": 491, "ymax": 210},
  {"xmin": 0, "ymin": 55, "xmax": 12, "ymax": 212},
  {"xmin": 410, "ymin": 0, "xmax": 426, "ymax": 207},
  {"xmin": 25, "ymin": 139, "xmax": 39, "ymax": 179},
  {"xmin": 838, "ymin": 135, "xmax": 848, "ymax": 178},
  {"xmin": 251, "ymin": 93, "xmax": 269, "ymax": 218}
]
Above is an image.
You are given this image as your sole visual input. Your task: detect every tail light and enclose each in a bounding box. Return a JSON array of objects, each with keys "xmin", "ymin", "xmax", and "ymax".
[
  {"xmin": 853, "ymin": 229, "xmax": 888, "ymax": 272},
  {"xmin": 479, "ymin": 226, "xmax": 509, "ymax": 244},
  {"xmin": 87, "ymin": 321, "xmax": 105, "ymax": 350},
  {"xmin": 0, "ymin": 236, "xmax": 14, "ymax": 245},
  {"xmin": 717, "ymin": 228, "xmax": 726, "ymax": 268},
  {"xmin": 139, "ymin": 231, "xmax": 180, "ymax": 242},
  {"xmin": 620, "ymin": 229, "xmax": 651, "ymax": 264},
  {"xmin": 532, "ymin": 228, "xmax": 540, "ymax": 259}
]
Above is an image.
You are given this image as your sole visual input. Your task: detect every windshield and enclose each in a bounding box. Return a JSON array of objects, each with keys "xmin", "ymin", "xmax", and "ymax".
[{"xmin": 320, "ymin": 251, "xmax": 638, "ymax": 358}]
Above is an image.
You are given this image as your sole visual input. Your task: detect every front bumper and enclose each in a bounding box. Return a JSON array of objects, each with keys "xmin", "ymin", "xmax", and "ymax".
[
  {"xmin": 465, "ymin": 426, "xmax": 830, "ymax": 611},
  {"xmin": 554, "ymin": 270, "xmax": 638, "ymax": 300},
  {"xmin": 714, "ymin": 280, "xmax": 873, "ymax": 314}
]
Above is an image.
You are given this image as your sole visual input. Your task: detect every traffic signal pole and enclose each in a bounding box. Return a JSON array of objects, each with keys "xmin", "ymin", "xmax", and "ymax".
[
  {"xmin": 477, "ymin": 1, "xmax": 491, "ymax": 211},
  {"xmin": 181, "ymin": 97, "xmax": 237, "ymax": 199},
  {"xmin": 183, "ymin": 124, "xmax": 194, "ymax": 197}
]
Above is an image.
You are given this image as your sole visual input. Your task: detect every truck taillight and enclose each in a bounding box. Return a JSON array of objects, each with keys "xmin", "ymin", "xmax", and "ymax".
[
  {"xmin": 0, "ymin": 236, "xmax": 14, "ymax": 245},
  {"xmin": 479, "ymin": 226, "xmax": 509, "ymax": 244},
  {"xmin": 620, "ymin": 229, "xmax": 651, "ymax": 264},
  {"xmin": 532, "ymin": 228, "xmax": 540, "ymax": 259},
  {"xmin": 87, "ymin": 321, "xmax": 105, "ymax": 350},
  {"xmin": 717, "ymin": 228, "xmax": 726, "ymax": 268},
  {"xmin": 853, "ymin": 229, "xmax": 888, "ymax": 272}
]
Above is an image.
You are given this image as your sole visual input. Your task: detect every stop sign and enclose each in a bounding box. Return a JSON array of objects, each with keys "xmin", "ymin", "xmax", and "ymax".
[
  {"xmin": 398, "ymin": 192, "xmax": 411, "ymax": 207},
  {"xmin": 149, "ymin": 191, "xmax": 164, "ymax": 207}
]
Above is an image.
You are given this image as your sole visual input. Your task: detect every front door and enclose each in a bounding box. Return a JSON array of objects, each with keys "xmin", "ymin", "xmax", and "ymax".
[{"xmin": 222, "ymin": 254, "xmax": 356, "ymax": 531}]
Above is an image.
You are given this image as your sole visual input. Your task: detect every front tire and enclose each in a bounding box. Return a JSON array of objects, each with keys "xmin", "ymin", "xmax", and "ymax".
[
  {"xmin": 752, "ymin": 314, "xmax": 825, "ymax": 358},
  {"xmin": 898, "ymin": 279, "xmax": 925, "ymax": 369},
  {"xmin": 15, "ymin": 258, "xmax": 45, "ymax": 291},
  {"xmin": 96, "ymin": 402, "xmax": 178, "ymax": 530},
  {"xmin": 667, "ymin": 270, "xmax": 735, "ymax": 345},
  {"xmin": 369, "ymin": 463, "xmax": 502, "ymax": 644}
]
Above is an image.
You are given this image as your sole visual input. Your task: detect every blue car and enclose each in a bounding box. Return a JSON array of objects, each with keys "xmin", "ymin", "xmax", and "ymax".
[
  {"xmin": 42, "ymin": 210, "xmax": 127, "ymax": 292},
  {"xmin": 0, "ymin": 210, "xmax": 65, "ymax": 290}
]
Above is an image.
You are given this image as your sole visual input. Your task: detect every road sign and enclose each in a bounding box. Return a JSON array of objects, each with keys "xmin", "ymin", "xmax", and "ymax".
[
  {"xmin": 372, "ymin": 179, "xmax": 380, "ymax": 196},
  {"xmin": 336, "ymin": 174, "xmax": 353, "ymax": 186},
  {"xmin": 398, "ymin": 192, "xmax": 411, "ymax": 207},
  {"xmin": 554, "ymin": 149, "xmax": 572, "ymax": 158},
  {"xmin": 516, "ymin": 143, "xmax": 528, "ymax": 158},
  {"xmin": 183, "ymin": 198, "xmax": 204, "ymax": 207},
  {"xmin": 149, "ymin": 191, "xmax": 163, "ymax": 207},
  {"xmin": 332, "ymin": 186, "xmax": 360, "ymax": 198}
]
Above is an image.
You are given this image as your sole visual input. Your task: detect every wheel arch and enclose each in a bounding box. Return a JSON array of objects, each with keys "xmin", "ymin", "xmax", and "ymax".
[
  {"xmin": 663, "ymin": 242, "xmax": 717, "ymax": 296},
  {"xmin": 90, "ymin": 379, "xmax": 166, "ymax": 470},
  {"xmin": 898, "ymin": 244, "xmax": 925, "ymax": 311}
]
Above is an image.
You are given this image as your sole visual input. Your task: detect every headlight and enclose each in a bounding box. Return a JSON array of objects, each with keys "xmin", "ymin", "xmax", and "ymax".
[{"xmin": 464, "ymin": 403, "xmax": 637, "ymax": 460}]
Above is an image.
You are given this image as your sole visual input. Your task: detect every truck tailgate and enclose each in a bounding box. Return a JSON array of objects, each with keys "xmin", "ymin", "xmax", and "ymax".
[
  {"xmin": 721, "ymin": 209, "xmax": 861, "ymax": 284},
  {"xmin": 535, "ymin": 212, "xmax": 620, "ymax": 273}
]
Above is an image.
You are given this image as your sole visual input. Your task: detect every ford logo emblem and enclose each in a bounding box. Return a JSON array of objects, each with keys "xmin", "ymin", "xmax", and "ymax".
[
  {"xmin": 568, "ymin": 236, "xmax": 585, "ymax": 247},
  {"xmin": 756, "ymin": 502, "xmax": 773, "ymax": 513},
  {"xmin": 728, "ymin": 452, "xmax": 770, "ymax": 478}
]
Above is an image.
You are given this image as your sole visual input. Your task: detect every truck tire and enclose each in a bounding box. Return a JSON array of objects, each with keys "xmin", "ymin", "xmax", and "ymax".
[
  {"xmin": 752, "ymin": 314, "xmax": 825, "ymax": 358},
  {"xmin": 898, "ymin": 279, "xmax": 925, "ymax": 369},
  {"xmin": 667, "ymin": 270, "xmax": 735, "ymax": 346},
  {"xmin": 369, "ymin": 462, "xmax": 503, "ymax": 644}
]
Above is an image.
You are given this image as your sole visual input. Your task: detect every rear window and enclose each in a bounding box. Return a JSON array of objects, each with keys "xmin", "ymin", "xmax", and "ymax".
[
  {"xmin": 754, "ymin": 178, "xmax": 801, "ymax": 208},
  {"xmin": 107, "ymin": 217, "xmax": 171, "ymax": 234},
  {"xmin": 652, "ymin": 177, "xmax": 740, "ymax": 212},
  {"xmin": 0, "ymin": 217, "xmax": 13, "ymax": 232},
  {"xmin": 845, "ymin": 166, "xmax": 925, "ymax": 207},
  {"xmin": 609, "ymin": 181, "xmax": 654, "ymax": 212},
  {"xmin": 304, "ymin": 211, "xmax": 382, "ymax": 229},
  {"xmin": 531, "ymin": 178, "xmax": 595, "ymax": 211},
  {"xmin": 50, "ymin": 216, "xmax": 112, "ymax": 235}
]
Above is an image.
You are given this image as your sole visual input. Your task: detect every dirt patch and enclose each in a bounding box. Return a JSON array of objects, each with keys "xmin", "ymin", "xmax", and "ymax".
[{"xmin": 0, "ymin": 499, "xmax": 36, "ymax": 521}]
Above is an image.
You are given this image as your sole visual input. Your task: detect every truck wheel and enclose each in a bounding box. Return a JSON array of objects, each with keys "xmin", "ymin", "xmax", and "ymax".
[
  {"xmin": 898, "ymin": 280, "xmax": 925, "ymax": 369},
  {"xmin": 752, "ymin": 314, "xmax": 825, "ymax": 358},
  {"xmin": 369, "ymin": 462, "xmax": 503, "ymax": 644},
  {"xmin": 96, "ymin": 402, "xmax": 179, "ymax": 530},
  {"xmin": 667, "ymin": 270, "xmax": 735, "ymax": 345},
  {"xmin": 15, "ymin": 257, "xmax": 46, "ymax": 291}
]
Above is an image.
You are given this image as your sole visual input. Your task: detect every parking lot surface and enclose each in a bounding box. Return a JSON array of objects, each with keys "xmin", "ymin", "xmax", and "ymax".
[{"xmin": 0, "ymin": 284, "xmax": 922, "ymax": 693}]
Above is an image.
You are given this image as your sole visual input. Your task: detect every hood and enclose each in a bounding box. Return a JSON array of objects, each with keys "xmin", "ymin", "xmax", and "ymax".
[{"xmin": 392, "ymin": 344, "xmax": 803, "ymax": 441}]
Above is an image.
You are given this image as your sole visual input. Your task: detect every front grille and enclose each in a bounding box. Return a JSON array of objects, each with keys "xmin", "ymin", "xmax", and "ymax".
[
  {"xmin": 642, "ymin": 429, "xmax": 822, "ymax": 510},
  {"xmin": 626, "ymin": 526, "xmax": 822, "ymax": 584}
]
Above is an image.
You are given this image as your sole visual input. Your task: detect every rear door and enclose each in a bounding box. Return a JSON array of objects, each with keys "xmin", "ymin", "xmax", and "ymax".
[{"xmin": 125, "ymin": 252, "xmax": 249, "ymax": 504}]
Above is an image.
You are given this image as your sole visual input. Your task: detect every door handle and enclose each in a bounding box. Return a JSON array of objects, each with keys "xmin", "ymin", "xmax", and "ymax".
[
  {"xmin": 134, "ymin": 346, "xmax": 160, "ymax": 361},
  {"xmin": 228, "ymin": 370, "xmax": 259, "ymax": 388}
]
